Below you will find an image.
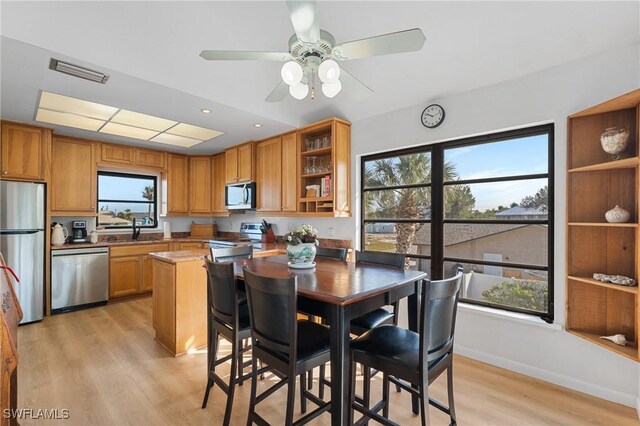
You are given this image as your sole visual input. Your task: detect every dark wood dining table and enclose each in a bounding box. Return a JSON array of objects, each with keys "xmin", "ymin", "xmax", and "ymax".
[{"xmin": 234, "ymin": 255, "xmax": 427, "ymax": 426}]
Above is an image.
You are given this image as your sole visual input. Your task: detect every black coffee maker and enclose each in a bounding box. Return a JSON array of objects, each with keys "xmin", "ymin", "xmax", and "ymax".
[{"xmin": 71, "ymin": 220, "xmax": 87, "ymax": 243}]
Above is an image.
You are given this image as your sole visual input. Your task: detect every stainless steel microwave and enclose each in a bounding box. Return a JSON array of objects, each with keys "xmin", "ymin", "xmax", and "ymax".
[{"xmin": 225, "ymin": 182, "xmax": 256, "ymax": 210}]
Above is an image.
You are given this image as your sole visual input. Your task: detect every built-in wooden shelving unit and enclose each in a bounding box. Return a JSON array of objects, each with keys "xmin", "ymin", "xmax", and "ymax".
[{"xmin": 566, "ymin": 89, "xmax": 640, "ymax": 361}]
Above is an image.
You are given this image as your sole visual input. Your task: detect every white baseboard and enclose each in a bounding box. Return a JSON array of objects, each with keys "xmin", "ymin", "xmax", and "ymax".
[{"xmin": 455, "ymin": 344, "xmax": 637, "ymax": 408}]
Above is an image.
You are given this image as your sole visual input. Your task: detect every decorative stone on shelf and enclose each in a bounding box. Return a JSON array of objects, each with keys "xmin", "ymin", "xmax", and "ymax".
[
  {"xmin": 599, "ymin": 334, "xmax": 627, "ymax": 346},
  {"xmin": 605, "ymin": 205, "xmax": 630, "ymax": 223},
  {"xmin": 600, "ymin": 126, "xmax": 630, "ymax": 160},
  {"xmin": 592, "ymin": 273, "xmax": 637, "ymax": 286}
]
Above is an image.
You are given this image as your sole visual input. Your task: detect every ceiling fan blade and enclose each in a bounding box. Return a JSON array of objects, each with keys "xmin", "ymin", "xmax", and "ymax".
[
  {"xmin": 265, "ymin": 81, "xmax": 289, "ymax": 103},
  {"xmin": 286, "ymin": 0, "xmax": 320, "ymax": 44},
  {"xmin": 340, "ymin": 69, "xmax": 373, "ymax": 101},
  {"xmin": 200, "ymin": 50, "xmax": 293, "ymax": 61},
  {"xmin": 331, "ymin": 28, "xmax": 426, "ymax": 60}
]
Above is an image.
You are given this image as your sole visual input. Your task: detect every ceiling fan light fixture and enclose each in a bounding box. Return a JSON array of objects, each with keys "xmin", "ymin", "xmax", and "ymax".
[
  {"xmin": 289, "ymin": 83, "xmax": 309, "ymax": 100},
  {"xmin": 321, "ymin": 80, "xmax": 342, "ymax": 98},
  {"xmin": 318, "ymin": 59, "xmax": 340, "ymax": 84},
  {"xmin": 281, "ymin": 61, "xmax": 303, "ymax": 86}
]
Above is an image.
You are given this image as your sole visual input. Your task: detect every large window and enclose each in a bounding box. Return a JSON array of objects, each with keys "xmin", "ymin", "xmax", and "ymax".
[
  {"xmin": 361, "ymin": 125, "xmax": 554, "ymax": 321},
  {"xmin": 97, "ymin": 171, "xmax": 157, "ymax": 229}
]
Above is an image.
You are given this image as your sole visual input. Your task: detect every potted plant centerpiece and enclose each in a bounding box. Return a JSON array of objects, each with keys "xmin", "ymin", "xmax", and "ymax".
[{"xmin": 285, "ymin": 224, "xmax": 319, "ymax": 268}]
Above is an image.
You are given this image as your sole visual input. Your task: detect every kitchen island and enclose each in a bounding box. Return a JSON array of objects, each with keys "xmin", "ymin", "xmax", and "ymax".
[{"xmin": 149, "ymin": 244, "xmax": 284, "ymax": 356}]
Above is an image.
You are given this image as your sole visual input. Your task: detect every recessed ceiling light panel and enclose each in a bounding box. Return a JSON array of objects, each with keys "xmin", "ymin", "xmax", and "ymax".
[
  {"xmin": 167, "ymin": 123, "xmax": 223, "ymax": 140},
  {"xmin": 151, "ymin": 133, "xmax": 203, "ymax": 148},
  {"xmin": 35, "ymin": 109, "xmax": 105, "ymax": 131},
  {"xmin": 39, "ymin": 91, "xmax": 117, "ymax": 120},
  {"xmin": 99, "ymin": 122, "xmax": 160, "ymax": 140},
  {"xmin": 111, "ymin": 109, "xmax": 177, "ymax": 131}
]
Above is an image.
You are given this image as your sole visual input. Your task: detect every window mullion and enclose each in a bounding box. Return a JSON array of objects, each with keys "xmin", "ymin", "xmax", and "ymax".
[{"xmin": 431, "ymin": 145, "xmax": 444, "ymax": 280}]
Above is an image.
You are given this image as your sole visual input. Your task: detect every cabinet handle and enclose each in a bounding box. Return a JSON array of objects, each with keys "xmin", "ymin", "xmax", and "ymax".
[
  {"xmin": 1, "ymin": 291, "xmax": 10, "ymax": 313},
  {"xmin": 2, "ymin": 171, "xmax": 7, "ymax": 175},
  {"xmin": 91, "ymin": 205, "xmax": 95, "ymax": 209}
]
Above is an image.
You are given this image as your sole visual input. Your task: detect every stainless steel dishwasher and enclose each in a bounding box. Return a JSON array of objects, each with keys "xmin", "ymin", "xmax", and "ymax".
[{"xmin": 51, "ymin": 247, "xmax": 109, "ymax": 313}]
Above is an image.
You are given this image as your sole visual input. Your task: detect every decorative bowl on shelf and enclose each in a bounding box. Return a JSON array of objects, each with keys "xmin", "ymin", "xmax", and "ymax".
[
  {"xmin": 605, "ymin": 205, "xmax": 630, "ymax": 223},
  {"xmin": 600, "ymin": 127, "xmax": 629, "ymax": 160}
]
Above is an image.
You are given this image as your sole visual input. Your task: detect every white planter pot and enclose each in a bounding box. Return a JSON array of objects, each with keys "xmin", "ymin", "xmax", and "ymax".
[{"xmin": 287, "ymin": 243, "xmax": 317, "ymax": 265}]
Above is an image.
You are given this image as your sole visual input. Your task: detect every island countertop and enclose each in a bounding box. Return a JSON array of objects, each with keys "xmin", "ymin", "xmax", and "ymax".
[{"xmin": 149, "ymin": 243, "xmax": 285, "ymax": 264}]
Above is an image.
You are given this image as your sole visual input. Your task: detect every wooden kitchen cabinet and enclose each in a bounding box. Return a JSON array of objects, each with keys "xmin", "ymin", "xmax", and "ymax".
[
  {"xmin": 50, "ymin": 136, "xmax": 97, "ymax": 215},
  {"xmin": 256, "ymin": 137, "xmax": 282, "ymax": 212},
  {"xmin": 109, "ymin": 256, "xmax": 140, "ymax": 298},
  {"xmin": 256, "ymin": 132, "xmax": 297, "ymax": 213},
  {"xmin": 225, "ymin": 141, "xmax": 255, "ymax": 183},
  {"xmin": 135, "ymin": 148, "xmax": 165, "ymax": 169},
  {"xmin": 211, "ymin": 153, "xmax": 228, "ymax": 215},
  {"xmin": 188, "ymin": 156, "xmax": 212, "ymax": 214},
  {"xmin": 1, "ymin": 121, "xmax": 49, "ymax": 181},
  {"xmin": 100, "ymin": 143, "xmax": 134, "ymax": 165},
  {"xmin": 110, "ymin": 243, "xmax": 170, "ymax": 298},
  {"xmin": 167, "ymin": 154, "xmax": 189, "ymax": 214}
]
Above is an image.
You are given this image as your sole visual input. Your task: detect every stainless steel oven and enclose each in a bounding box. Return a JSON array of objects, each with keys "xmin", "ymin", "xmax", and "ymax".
[{"xmin": 51, "ymin": 247, "xmax": 109, "ymax": 313}]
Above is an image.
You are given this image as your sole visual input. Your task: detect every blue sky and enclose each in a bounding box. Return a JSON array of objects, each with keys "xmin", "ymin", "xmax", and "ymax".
[
  {"xmin": 98, "ymin": 175, "xmax": 154, "ymax": 213},
  {"xmin": 445, "ymin": 135, "xmax": 548, "ymax": 210}
]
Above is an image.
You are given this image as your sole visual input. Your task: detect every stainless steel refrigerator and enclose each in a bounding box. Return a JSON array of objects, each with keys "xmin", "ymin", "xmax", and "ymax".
[{"xmin": 0, "ymin": 181, "xmax": 45, "ymax": 323}]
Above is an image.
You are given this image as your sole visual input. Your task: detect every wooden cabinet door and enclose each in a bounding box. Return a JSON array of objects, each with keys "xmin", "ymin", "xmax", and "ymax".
[
  {"xmin": 1, "ymin": 122, "xmax": 45, "ymax": 180},
  {"xmin": 152, "ymin": 260, "xmax": 175, "ymax": 348},
  {"xmin": 167, "ymin": 154, "xmax": 189, "ymax": 214},
  {"xmin": 256, "ymin": 137, "xmax": 282, "ymax": 212},
  {"xmin": 211, "ymin": 154, "xmax": 227, "ymax": 213},
  {"xmin": 136, "ymin": 148, "xmax": 165, "ymax": 169},
  {"xmin": 237, "ymin": 142, "xmax": 254, "ymax": 182},
  {"xmin": 141, "ymin": 255, "xmax": 154, "ymax": 293},
  {"xmin": 281, "ymin": 132, "xmax": 297, "ymax": 212},
  {"xmin": 188, "ymin": 157, "xmax": 212, "ymax": 214},
  {"xmin": 179, "ymin": 242, "xmax": 204, "ymax": 250},
  {"xmin": 109, "ymin": 256, "xmax": 140, "ymax": 298},
  {"xmin": 100, "ymin": 143, "xmax": 134, "ymax": 165},
  {"xmin": 225, "ymin": 147, "xmax": 238, "ymax": 183},
  {"xmin": 51, "ymin": 137, "xmax": 97, "ymax": 214}
]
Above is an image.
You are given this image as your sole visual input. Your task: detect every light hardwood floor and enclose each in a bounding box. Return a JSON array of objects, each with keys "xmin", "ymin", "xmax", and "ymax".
[{"xmin": 17, "ymin": 298, "xmax": 639, "ymax": 425}]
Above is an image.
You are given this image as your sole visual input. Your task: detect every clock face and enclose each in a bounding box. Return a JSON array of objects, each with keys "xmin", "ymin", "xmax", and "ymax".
[{"xmin": 421, "ymin": 104, "xmax": 445, "ymax": 128}]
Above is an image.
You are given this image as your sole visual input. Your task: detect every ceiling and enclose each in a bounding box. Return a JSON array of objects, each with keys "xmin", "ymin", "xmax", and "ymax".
[{"xmin": 1, "ymin": 1, "xmax": 638, "ymax": 155}]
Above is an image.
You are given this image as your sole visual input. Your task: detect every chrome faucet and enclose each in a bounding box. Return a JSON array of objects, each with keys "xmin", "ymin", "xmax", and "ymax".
[{"xmin": 132, "ymin": 218, "xmax": 141, "ymax": 241}]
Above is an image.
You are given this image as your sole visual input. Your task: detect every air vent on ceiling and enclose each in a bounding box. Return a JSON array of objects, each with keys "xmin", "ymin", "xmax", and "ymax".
[{"xmin": 49, "ymin": 58, "xmax": 110, "ymax": 84}]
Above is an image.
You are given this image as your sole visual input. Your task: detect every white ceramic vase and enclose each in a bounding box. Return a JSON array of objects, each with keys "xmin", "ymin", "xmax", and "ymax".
[
  {"xmin": 605, "ymin": 205, "xmax": 630, "ymax": 223},
  {"xmin": 287, "ymin": 243, "xmax": 317, "ymax": 265}
]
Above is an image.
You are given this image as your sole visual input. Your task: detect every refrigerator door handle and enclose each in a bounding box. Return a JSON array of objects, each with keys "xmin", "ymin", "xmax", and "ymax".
[{"xmin": 0, "ymin": 229, "xmax": 42, "ymax": 235}]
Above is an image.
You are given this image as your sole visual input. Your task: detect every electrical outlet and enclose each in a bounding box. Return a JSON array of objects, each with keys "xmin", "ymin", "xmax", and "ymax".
[
  {"xmin": 327, "ymin": 226, "xmax": 335, "ymax": 237},
  {"xmin": 288, "ymin": 223, "xmax": 295, "ymax": 232}
]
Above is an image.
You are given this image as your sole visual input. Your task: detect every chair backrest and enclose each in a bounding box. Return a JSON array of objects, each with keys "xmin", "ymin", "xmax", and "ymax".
[
  {"xmin": 242, "ymin": 266, "xmax": 297, "ymax": 356},
  {"xmin": 420, "ymin": 268, "xmax": 463, "ymax": 365},
  {"xmin": 355, "ymin": 250, "xmax": 405, "ymax": 269},
  {"xmin": 203, "ymin": 258, "xmax": 238, "ymax": 325},
  {"xmin": 210, "ymin": 245, "xmax": 253, "ymax": 263},
  {"xmin": 316, "ymin": 246, "xmax": 348, "ymax": 261}
]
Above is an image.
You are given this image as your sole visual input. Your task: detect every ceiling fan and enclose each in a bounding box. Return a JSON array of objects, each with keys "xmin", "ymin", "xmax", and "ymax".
[{"xmin": 200, "ymin": 0, "xmax": 426, "ymax": 102}]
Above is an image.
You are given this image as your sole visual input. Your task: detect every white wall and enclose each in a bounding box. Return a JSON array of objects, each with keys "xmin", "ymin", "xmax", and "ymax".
[
  {"xmin": 217, "ymin": 43, "xmax": 640, "ymax": 407},
  {"xmin": 349, "ymin": 43, "xmax": 640, "ymax": 407}
]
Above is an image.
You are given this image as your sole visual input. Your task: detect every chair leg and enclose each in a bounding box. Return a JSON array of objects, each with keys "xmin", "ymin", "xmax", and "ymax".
[
  {"xmin": 224, "ymin": 337, "xmax": 238, "ymax": 426},
  {"xmin": 348, "ymin": 360, "xmax": 356, "ymax": 425},
  {"xmin": 307, "ymin": 368, "xmax": 313, "ymax": 390},
  {"xmin": 300, "ymin": 372, "xmax": 307, "ymax": 414},
  {"xmin": 238, "ymin": 339, "xmax": 244, "ymax": 387},
  {"xmin": 363, "ymin": 366, "xmax": 371, "ymax": 419},
  {"xmin": 382, "ymin": 372, "xmax": 390, "ymax": 419},
  {"xmin": 447, "ymin": 365, "xmax": 456, "ymax": 425},
  {"xmin": 419, "ymin": 379, "xmax": 429, "ymax": 426},
  {"xmin": 318, "ymin": 364, "xmax": 326, "ymax": 399},
  {"xmin": 201, "ymin": 330, "xmax": 219, "ymax": 409},
  {"xmin": 285, "ymin": 375, "xmax": 296, "ymax": 426},
  {"xmin": 246, "ymin": 354, "xmax": 258, "ymax": 426}
]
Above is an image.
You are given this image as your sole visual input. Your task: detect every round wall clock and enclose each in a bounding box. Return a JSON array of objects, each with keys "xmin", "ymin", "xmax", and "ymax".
[{"xmin": 421, "ymin": 104, "xmax": 445, "ymax": 128}]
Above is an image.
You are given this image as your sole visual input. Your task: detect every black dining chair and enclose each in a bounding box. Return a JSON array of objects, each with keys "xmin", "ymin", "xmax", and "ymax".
[
  {"xmin": 348, "ymin": 268, "xmax": 464, "ymax": 426},
  {"xmin": 243, "ymin": 266, "xmax": 332, "ymax": 425},
  {"xmin": 201, "ymin": 259, "xmax": 253, "ymax": 426},
  {"xmin": 316, "ymin": 246, "xmax": 348, "ymax": 261},
  {"xmin": 210, "ymin": 244, "xmax": 254, "ymax": 262}
]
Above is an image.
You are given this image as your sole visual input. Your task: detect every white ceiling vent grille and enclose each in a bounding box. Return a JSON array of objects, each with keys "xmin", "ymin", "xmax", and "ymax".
[{"xmin": 49, "ymin": 58, "xmax": 110, "ymax": 84}]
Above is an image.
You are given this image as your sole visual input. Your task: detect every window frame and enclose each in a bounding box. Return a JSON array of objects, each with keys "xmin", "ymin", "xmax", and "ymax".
[
  {"xmin": 360, "ymin": 124, "xmax": 554, "ymax": 322},
  {"xmin": 97, "ymin": 170, "xmax": 158, "ymax": 229}
]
